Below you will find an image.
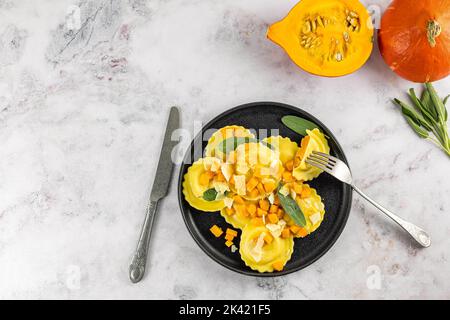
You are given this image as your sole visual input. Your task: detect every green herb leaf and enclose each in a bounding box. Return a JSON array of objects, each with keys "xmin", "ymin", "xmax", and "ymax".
[
  {"xmin": 426, "ymin": 83, "xmax": 447, "ymax": 122},
  {"xmin": 404, "ymin": 116, "xmax": 429, "ymax": 139},
  {"xmin": 281, "ymin": 115, "xmax": 318, "ymax": 136},
  {"xmin": 203, "ymin": 188, "xmax": 218, "ymax": 201},
  {"xmin": 218, "ymin": 137, "xmax": 257, "ymax": 154},
  {"xmin": 443, "ymin": 94, "xmax": 450, "ymax": 106},
  {"xmin": 420, "ymin": 89, "xmax": 439, "ymax": 121},
  {"xmin": 407, "ymin": 88, "xmax": 436, "ymax": 126},
  {"xmin": 393, "ymin": 99, "xmax": 432, "ymax": 131},
  {"xmin": 217, "ymin": 137, "xmax": 274, "ymax": 154},
  {"xmin": 277, "ymin": 189, "xmax": 306, "ymax": 227}
]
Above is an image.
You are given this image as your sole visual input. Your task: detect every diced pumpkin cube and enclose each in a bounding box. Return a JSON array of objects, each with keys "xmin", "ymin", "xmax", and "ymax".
[
  {"xmin": 267, "ymin": 213, "xmax": 279, "ymax": 224},
  {"xmin": 226, "ymin": 228, "xmax": 238, "ymax": 237},
  {"xmin": 235, "ymin": 204, "xmax": 248, "ymax": 217},
  {"xmin": 282, "ymin": 171, "xmax": 294, "ymax": 182},
  {"xmin": 216, "ymin": 170, "xmax": 225, "ymax": 182},
  {"xmin": 296, "ymin": 228, "xmax": 308, "ymax": 237},
  {"xmin": 257, "ymin": 208, "xmax": 267, "ymax": 217},
  {"xmin": 290, "ymin": 225, "xmax": 301, "ymax": 234},
  {"xmin": 246, "ymin": 203, "xmax": 257, "ymax": 216},
  {"xmin": 225, "ymin": 240, "xmax": 233, "ymax": 247},
  {"xmin": 263, "ymin": 181, "xmax": 276, "ymax": 193},
  {"xmin": 256, "ymin": 183, "xmax": 266, "ymax": 195},
  {"xmin": 300, "ymin": 187, "xmax": 311, "ymax": 198},
  {"xmin": 293, "ymin": 182, "xmax": 303, "ymax": 194},
  {"xmin": 249, "ymin": 188, "xmax": 259, "ymax": 198},
  {"xmin": 272, "ymin": 261, "xmax": 284, "ymax": 271},
  {"xmin": 273, "ymin": 196, "xmax": 280, "ymax": 205},
  {"xmin": 263, "ymin": 233, "xmax": 273, "ymax": 245},
  {"xmin": 225, "ymin": 233, "xmax": 235, "ymax": 241},
  {"xmin": 285, "ymin": 159, "xmax": 294, "ymax": 171},
  {"xmin": 276, "ymin": 208, "xmax": 284, "ymax": 219},
  {"xmin": 251, "ymin": 217, "xmax": 264, "ymax": 226},
  {"xmin": 281, "ymin": 228, "xmax": 291, "ymax": 238},
  {"xmin": 246, "ymin": 177, "xmax": 259, "ymax": 192},
  {"xmin": 233, "ymin": 195, "xmax": 245, "ymax": 204},
  {"xmin": 253, "ymin": 165, "xmax": 263, "ymax": 178},
  {"xmin": 199, "ymin": 172, "xmax": 211, "ymax": 186},
  {"xmin": 229, "ymin": 174, "xmax": 235, "ymax": 185},
  {"xmin": 269, "ymin": 204, "xmax": 278, "ymax": 213},
  {"xmin": 225, "ymin": 207, "xmax": 234, "ymax": 215},
  {"xmin": 259, "ymin": 199, "xmax": 270, "ymax": 211},
  {"xmin": 210, "ymin": 225, "xmax": 223, "ymax": 237}
]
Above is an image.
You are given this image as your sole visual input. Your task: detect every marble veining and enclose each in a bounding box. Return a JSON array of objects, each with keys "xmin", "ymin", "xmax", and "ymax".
[{"xmin": 0, "ymin": 0, "xmax": 449, "ymax": 299}]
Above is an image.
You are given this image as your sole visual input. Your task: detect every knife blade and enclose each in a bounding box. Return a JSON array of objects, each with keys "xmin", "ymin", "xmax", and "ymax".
[
  {"xmin": 129, "ymin": 106, "xmax": 180, "ymax": 283},
  {"xmin": 150, "ymin": 106, "xmax": 180, "ymax": 201}
]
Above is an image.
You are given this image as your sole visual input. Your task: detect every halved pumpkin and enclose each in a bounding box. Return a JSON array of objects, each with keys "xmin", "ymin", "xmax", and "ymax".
[{"xmin": 267, "ymin": 0, "xmax": 374, "ymax": 77}]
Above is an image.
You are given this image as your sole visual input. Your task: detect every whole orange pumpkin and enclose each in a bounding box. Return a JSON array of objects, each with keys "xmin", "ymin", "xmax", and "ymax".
[{"xmin": 378, "ymin": 0, "xmax": 450, "ymax": 82}]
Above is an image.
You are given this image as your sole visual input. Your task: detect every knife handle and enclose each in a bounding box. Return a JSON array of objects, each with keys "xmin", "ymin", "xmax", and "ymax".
[{"xmin": 129, "ymin": 200, "xmax": 159, "ymax": 283}]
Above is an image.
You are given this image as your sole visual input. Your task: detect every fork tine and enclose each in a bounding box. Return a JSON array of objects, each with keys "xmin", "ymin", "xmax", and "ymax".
[
  {"xmin": 308, "ymin": 154, "xmax": 334, "ymax": 169},
  {"xmin": 312, "ymin": 151, "xmax": 338, "ymax": 162},
  {"xmin": 305, "ymin": 159, "xmax": 333, "ymax": 175}
]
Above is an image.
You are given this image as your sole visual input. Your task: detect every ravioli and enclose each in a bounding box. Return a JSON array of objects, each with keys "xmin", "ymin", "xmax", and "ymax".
[
  {"xmin": 219, "ymin": 198, "xmax": 255, "ymax": 229},
  {"xmin": 205, "ymin": 125, "xmax": 255, "ymax": 160},
  {"xmin": 286, "ymin": 184, "xmax": 325, "ymax": 237},
  {"xmin": 239, "ymin": 224, "xmax": 294, "ymax": 273},
  {"xmin": 292, "ymin": 128, "xmax": 330, "ymax": 181},
  {"xmin": 182, "ymin": 159, "xmax": 226, "ymax": 212},
  {"xmin": 230, "ymin": 142, "xmax": 282, "ymax": 201},
  {"xmin": 263, "ymin": 136, "xmax": 298, "ymax": 165}
]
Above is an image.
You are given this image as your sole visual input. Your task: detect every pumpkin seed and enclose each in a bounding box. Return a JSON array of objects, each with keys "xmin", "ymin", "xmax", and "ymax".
[
  {"xmin": 316, "ymin": 16, "xmax": 324, "ymax": 28},
  {"xmin": 347, "ymin": 16, "xmax": 352, "ymax": 22},
  {"xmin": 305, "ymin": 42, "xmax": 311, "ymax": 49},
  {"xmin": 335, "ymin": 52, "xmax": 343, "ymax": 62},
  {"xmin": 311, "ymin": 19, "xmax": 317, "ymax": 32},
  {"xmin": 302, "ymin": 21, "xmax": 311, "ymax": 33},
  {"xmin": 301, "ymin": 40, "xmax": 306, "ymax": 46},
  {"xmin": 350, "ymin": 18, "xmax": 357, "ymax": 26},
  {"xmin": 349, "ymin": 11, "xmax": 358, "ymax": 18}
]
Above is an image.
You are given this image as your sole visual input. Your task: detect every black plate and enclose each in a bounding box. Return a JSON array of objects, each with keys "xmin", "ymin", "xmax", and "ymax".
[{"xmin": 178, "ymin": 102, "xmax": 352, "ymax": 277}]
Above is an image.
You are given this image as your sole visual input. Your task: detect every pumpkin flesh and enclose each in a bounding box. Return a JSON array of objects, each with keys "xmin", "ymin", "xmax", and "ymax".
[{"xmin": 267, "ymin": 0, "xmax": 374, "ymax": 77}]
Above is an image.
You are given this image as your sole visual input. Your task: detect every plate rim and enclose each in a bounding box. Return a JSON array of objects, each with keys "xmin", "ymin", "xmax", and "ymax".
[{"xmin": 177, "ymin": 101, "xmax": 352, "ymax": 277}]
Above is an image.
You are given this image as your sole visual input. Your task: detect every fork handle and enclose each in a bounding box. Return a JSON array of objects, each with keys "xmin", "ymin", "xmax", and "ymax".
[{"xmin": 352, "ymin": 185, "xmax": 431, "ymax": 248}]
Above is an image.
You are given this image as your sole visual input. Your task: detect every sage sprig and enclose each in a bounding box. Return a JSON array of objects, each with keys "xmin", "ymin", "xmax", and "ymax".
[
  {"xmin": 277, "ymin": 188, "xmax": 306, "ymax": 227},
  {"xmin": 281, "ymin": 115, "xmax": 318, "ymax": 136},
  {"xmin": 393, "ymin": 83, "xmax": 450, "ymax": 157},
  {"xmin": 202, "ymin": 188, "xmax": 218, "ymax": 201}
]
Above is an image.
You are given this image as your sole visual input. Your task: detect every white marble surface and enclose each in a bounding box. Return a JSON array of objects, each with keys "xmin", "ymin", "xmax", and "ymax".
[{"xmin": 0, "ymin": 0, "xmax": 449, "ymax": 299}]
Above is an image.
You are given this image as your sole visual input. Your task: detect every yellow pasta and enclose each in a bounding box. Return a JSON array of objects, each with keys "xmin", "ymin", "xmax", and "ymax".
[
  {"xmin": 182, "ymin": 159, "xmax": 226, "ymax": 212},
  {"xmin": 292, "ymin": 128, "xmax": 330, "ymax": 181},
  {"xmin": 263, "ymin": 136, "xmax": 298, "ymax": 165},
  {"xmin": 204, "ymin": 125, "xmax": 254, "ymax": 160},
  {"xmin": 239, "ymin": 224, "xmax": 294, "ymax": 273}
]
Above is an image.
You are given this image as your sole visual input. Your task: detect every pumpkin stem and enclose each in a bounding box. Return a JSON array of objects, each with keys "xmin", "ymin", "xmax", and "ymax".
[{"xmin": 427, "ymin": 20, "xmax": 441, "ymax": 47}]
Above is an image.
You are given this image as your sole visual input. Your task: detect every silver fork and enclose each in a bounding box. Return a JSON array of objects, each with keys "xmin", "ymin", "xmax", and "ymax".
[{"xmin": 306, "ymin": 151, "xmax": 431, "ymax": 248}]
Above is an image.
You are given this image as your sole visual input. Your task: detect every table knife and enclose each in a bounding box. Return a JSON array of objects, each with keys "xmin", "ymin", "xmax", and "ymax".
[{"xmin": 129, "ymin": 106, "xmax": 180, "ymax": 283}]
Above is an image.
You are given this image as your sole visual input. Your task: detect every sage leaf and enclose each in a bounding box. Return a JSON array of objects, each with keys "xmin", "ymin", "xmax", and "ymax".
[
  {"xmin": 407, "ymin": 88, "xmax": 436, "ymax": 126},
  {"xmin": 218, "ymin": 137, "xmax": 274, "ymax": 154},
  {"xmin": 277, "ymin": 189, "xmax": 306, "ymax": 227},
  {"xmin": 421, "ymin": 89, "xmax": 438, "ymax": 121},
  {"xmin": 426, "ymin": 83, "xmax": 446, "ymax": 122},
  {"xmin": 394, "ymin": 99, "xmax": 432, "ymax": 131},
  {"xmin": 203, "ymin": 188, "xmax": 218, "ymax": 201},
  {"xmin": 218, "ymin": 137, "xmax": 257, "ymax": 154},
  {"xmin": 404, "ymin": 116, "xmax": 429, "ymax": 139},
  {"xmin": 281, "ymin": 115, "xmax": 318, "ymax": 136},
  {"xmin": 443, "ymin": 94, "xmax": 450, "ymax": 106}
]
